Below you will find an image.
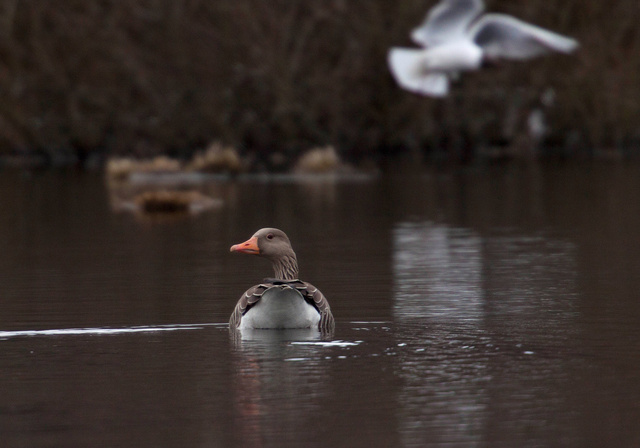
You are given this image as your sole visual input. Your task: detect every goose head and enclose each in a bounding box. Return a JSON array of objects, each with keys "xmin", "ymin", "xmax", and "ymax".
[{"xmin": 230, "ymin": 228, "xmax": 299, "ymax": 280}]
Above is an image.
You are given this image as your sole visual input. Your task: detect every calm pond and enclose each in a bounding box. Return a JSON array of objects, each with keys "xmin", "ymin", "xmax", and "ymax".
[{"xmin": 2, "ymin": 163, "xmax": 640, "ymax": 447}]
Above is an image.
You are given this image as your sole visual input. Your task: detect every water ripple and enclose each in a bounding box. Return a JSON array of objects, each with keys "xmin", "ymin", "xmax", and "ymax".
[{"xmin": 0, "ymin": 323, "xmax": 223, "ymax": 339}]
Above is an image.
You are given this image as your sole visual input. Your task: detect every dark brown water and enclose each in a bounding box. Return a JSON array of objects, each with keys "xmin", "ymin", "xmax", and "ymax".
[{"xmin": 2, "ymin": 163, "xmax": 640, "ymax": 447}]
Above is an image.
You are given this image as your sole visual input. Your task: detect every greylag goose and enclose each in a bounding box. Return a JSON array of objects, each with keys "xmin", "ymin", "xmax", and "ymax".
[
  {"xmin": 229, "ymin": 228, "xmax": 335, "ymax": 332},
  {"xmin": 388, "ymin": 0, "xmax": 579, "ymax": 97}
]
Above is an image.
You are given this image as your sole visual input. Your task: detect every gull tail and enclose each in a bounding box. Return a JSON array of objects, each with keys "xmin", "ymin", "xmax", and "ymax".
[{"xmin": 388, "ymin": 48, "xmax": 449, "ymax": 97}]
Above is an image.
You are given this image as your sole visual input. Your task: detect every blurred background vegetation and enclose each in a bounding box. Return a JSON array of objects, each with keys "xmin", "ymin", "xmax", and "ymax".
[{"xmin": 0, "ymin": 0, "xmax": 637, "ymax": 168}]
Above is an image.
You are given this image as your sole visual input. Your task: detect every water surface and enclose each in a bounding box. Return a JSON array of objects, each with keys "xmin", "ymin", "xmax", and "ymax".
[{"xmin": 2, "ymin": 163, "xmax": 640, "ymax": 447}]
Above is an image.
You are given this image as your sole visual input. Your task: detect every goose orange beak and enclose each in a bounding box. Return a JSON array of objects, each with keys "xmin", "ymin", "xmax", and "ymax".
[{"xmin": 230, "ymin": 236, "xmax": 260, "ymax": 254}]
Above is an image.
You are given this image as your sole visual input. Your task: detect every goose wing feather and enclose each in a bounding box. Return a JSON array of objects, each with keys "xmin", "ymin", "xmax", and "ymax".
[
  {"xmin": 297, "ymin": 282, "xmax": 335, "ymax": 332},
  {"xmin": 229, "ymin": 284, "xmax": 268, "ymax": 329}
]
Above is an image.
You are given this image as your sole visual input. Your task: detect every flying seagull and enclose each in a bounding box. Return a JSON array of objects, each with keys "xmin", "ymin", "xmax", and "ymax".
[{"xmin": 388, "ymin": 0, "xmax": 579, "ymax": 97}]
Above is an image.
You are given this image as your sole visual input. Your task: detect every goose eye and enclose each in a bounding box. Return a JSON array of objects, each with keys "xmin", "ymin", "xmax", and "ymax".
[{"xmin": 266, "ymin": 233, "xmax": 274, "ymax": 240}]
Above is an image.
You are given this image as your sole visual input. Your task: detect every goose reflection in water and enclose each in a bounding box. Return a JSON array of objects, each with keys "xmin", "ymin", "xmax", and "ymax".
[{"xmin": 229, "ymin": 328, "xmax": 330, "ymax": 448}]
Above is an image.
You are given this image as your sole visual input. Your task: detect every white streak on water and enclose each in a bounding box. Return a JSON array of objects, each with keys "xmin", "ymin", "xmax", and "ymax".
[
  {"xmin": 0, "ymin": 323, "xmax": 223, "ymax": 339},
  {"xmin": 290, "ymin": 340, "xmax": 362, "ymax": 347},
  {"xmin": 350, "ymin": 321, "xmax": 388, "ymax": 324}
]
